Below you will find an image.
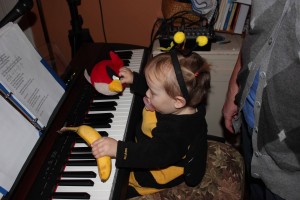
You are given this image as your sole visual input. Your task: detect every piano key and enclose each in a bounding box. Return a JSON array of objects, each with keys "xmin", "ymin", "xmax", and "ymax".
[
  {"xmin": 83, "ymin": 116, "xmax": 112, "ymax": 123},
  {"xmin": 73, "ymin": 143, "xmax": 90, "ymax": 148},
  {"xmin": 89, "ymin": 115, "xmax": 129, "ymax": 123},
  {"xmin": 124, "ymin": 59, "xmax": 143, "ymax": 66},
  {"xmin": 115, "ymin": 51, "xmax": 133, "ymax": 59},
  {"xmin": 84, "ymin": 120, "xmax": 113, "ymax": 129},
  {"xmin": 115, "ymin": 49, "xmax": 143, "ymax": 57},
  {"xmin": 52, "ymin": 192, "xmax": 90, "ymax": 199},
  {"xmin": 61, "ymin": 171, "xmax": 97, "ymax": 178},
  {"xmin": 89, "ymin": 101, "xmax": 117, "ymax": 110},
  {"xmin": 64, "ymin": 131, "xmax": 107, "ymax": 142},
  {"xmin": 71, "ymin": 146, "xmax": 91, "ymax": 152},
  {"xmin": 93, "ymin": 94, "xmax": 119, "ymax": 101},
  {"xmin": 57, "ymin": 179, "xmax": 94, "ymax": 186},
  {"xmin": 88, "ymin": 106, "xmax": 116, "ymax": 112},
  {"xmin": 83, "ymin": 116, "xmax": 113, "ymax": 123},
  {"xmin": 68, "ymin": 153, "xmax": 94, "ymax": 160},
  {"xmin": 91, "ymin": 96, "xmax": 132, "ymax": 105},
  {"xmin": 88, "ymin": 106, "xmax": 131, "ymax": 115},
  {"xmin": 83, "ymin": 123, "xmax": 111, "ymax": 129},
  {"xmin": 94, "ymin": 129, "xmax": 126, "ymax": 140},
  {"xmin": 90, "ymin": 101, "xmax": 117, "ymax": 106},
  {"xmin": 123, "ymin": 60, "xmax": 130, "ymax": 66},
  {"xmin": 63, "ymin": 165, "xmax": 105, "ymax": 173},
  {"xmin": 85, "ymin": 112, "xmax": 114, "ymax": 119},
  {"xmin": 67, "ymin": 160, "xmax": 97, "ymax": 166}
]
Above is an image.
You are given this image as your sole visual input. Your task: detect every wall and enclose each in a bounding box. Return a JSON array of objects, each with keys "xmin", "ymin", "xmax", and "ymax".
[
  {"xmin": 30, "ymin": 0, "xmax": 163, "ymax": 75},
  {"xmin": 0, "ymin": 0, "xmax": 36, "ymax": 44}
]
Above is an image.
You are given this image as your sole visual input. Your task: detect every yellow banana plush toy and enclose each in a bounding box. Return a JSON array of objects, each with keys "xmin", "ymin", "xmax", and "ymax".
[{"xmin": 60, "ymin": 125, "xmax": 112, "ymax": 182}]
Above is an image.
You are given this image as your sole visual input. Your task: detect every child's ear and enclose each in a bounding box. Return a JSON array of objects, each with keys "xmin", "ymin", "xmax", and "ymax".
[{"xmin": 174, "ymin": 96, "xmax": 186, "ymax": 109}]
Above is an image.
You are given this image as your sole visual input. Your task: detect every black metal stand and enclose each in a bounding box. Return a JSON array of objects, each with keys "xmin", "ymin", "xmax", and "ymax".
[{"xmin": 67, "ymin": 0, "xmax": 94, "ymax": 57}]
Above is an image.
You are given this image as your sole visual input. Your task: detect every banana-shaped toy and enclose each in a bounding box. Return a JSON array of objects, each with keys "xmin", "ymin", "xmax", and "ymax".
[{"xmin": 60, "ymin": 125, "xmax": 112, "ymax": 182}]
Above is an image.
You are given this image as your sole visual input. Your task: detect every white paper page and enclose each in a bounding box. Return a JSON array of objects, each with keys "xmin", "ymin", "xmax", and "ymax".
[
  {"xmin": 0, "ymin": 23, "xmax": 65, "ymax": 127},
  {"xmin": 0, "ymin": 95, "xmax": 40, "ymax": 198}
]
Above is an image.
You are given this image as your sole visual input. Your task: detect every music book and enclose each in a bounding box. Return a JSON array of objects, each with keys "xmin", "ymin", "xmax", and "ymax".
[
  {"xmin": 0, "ymin": 95, "xmax": 41, "ymax": 198},
  {"xmin": 0, "ymin": 22, "xmax": 65, "ymax": 129}
]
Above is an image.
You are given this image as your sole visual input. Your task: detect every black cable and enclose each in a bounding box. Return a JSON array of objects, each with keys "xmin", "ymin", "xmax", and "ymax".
[
  {"xmin": 98, "ymin": 0, "xmax": 107, "ymax": 43},
  {"xmin": 149, "ymin": 18, "xmax": 164, "ymax": 50},
  {"xmin": 36, "ymin": 0, "xmax": 57, "ymax": 71}
]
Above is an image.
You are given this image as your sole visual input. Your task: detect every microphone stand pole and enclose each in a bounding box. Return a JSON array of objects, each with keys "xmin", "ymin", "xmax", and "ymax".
[
  {"xmin": 67, "ymin": 0, "xmax": 93, "ymax": 57},
  {"xmin": 36, "ymin": 0, "xmax": 57, "ymax": 72}
]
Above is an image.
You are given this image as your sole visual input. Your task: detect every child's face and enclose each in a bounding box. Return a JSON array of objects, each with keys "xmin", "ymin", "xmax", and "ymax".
[{"xmin": 145, "ymin": 72, "xmax": 177, "ymax": 114}]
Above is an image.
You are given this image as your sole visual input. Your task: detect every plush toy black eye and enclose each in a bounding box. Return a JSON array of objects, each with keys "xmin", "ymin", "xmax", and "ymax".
[{"xmin": 106, "ymin": 65, "xmax": 119, "ymax": 79}]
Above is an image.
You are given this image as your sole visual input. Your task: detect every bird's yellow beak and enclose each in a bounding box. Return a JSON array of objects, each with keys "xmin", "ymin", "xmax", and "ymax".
[{"xmin": 109, "ymin": 79, "xmax": 123, "ymax": 93}]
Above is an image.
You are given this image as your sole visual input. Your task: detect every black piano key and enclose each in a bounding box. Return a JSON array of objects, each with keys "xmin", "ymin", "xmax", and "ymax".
[
  {"xmin": 57, "ymin": 179, "xmax": 94, "ymax": 186},
  {"xmin": 91, "ymin": 124, "xmax": 111, "ymax": 129},
  {"xmin": 93, "ymin": 93, "xmax": 119, "ymax": 100},
  {"xmin": 67, "ymin": 160, "xmax": 97, "ymax": 166},
  {"xmin": 123, "ymin": 60, "xmax": 130, "ymax": 66},
  {"xmin": 76, "ymin": 121, "xmax": 111, "ymax": 129},
  {"xmin": 88, "ymin": 107, "xmax": 114, "ymax": 112},
  {"xmin": 61, "ymin": 171, "xmax": 97, "ymax": 178},
  {"xmin": 71, "ymin": 147, "xmax": 91, "ymax": 152},
  {"xmin": 69, "ymin": 153, "xmax": 95, "ymax": 159},
  {"xmin": 75, "ymin": 137, "xmax": 86, "ymax": 143},
  {"xmin": 52, "ymin": 192, "xmax": 90, "ymax": 199},
  {"xmin": 85, "ymin": 113, "xmax": 114, "ymax": 120},
  {"xmin": 83, "ymin": 117, "xmax": 112, "ymax": 124},
  {"xmin": 100, "ymin": 131, "xmax": 109, "ymax": 137},
  {"xmin": 92, "ymin": 124, "xmax": 111, "ymax": 130},
  {"xmin": 84, "ymin": 113, "xmax": 113, "ymax": 120},
  {"xmin": 90, "ymin": 101, "xmax": 117, "ymax": 108},
  {"xmin": 88, "ymin": 106, "xmax": 116, "ymax": 111},
  {"xmin": 115, "ymin": 51, "xmax": 133, "ymax": 59},
  {"xmin": 82, "ymin": 117, "xmax": 112, "ymax": 124},
  {"xmin": 74, "ymin": 132, "xmax": 108, "ymax": 142},
  {"xmin": 82, "ymin": 122, "xmax": 111, "ymax": 129}
]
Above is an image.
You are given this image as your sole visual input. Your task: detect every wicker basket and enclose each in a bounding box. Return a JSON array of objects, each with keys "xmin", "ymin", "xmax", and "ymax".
[{"xmin": 161, "ymin": 0, "xmax": 200, "ymax": 22}]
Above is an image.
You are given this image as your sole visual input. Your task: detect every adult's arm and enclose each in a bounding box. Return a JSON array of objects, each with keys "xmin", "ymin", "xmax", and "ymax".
[{"xmin": 222, "ymin": 52, "xmax": 242, "ymax": 133}]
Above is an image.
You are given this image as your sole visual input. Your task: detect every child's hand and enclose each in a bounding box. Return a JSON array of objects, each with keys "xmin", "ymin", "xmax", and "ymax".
[
  {"xmin": 91, "ymin": 137, "xmax": 117, "ymax": 158},
  {"xmin": 119, "ymin": 67, "xmax": 134, "ymax": 84}
]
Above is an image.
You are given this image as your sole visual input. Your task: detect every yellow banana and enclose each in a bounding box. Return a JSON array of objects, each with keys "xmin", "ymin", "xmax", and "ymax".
[{"xmin": 60, "ymin": 125, "xmax": 111, "ymax": 182}]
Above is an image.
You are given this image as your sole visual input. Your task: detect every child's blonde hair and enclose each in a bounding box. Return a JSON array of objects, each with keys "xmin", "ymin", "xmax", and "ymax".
[{"xmin": 145, "ymin": 52, "xmax": 211, "ymax": 107}]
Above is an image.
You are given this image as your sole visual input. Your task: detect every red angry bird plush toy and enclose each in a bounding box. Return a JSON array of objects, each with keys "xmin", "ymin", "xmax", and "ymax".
[{"xmin": 84, "ymin": 51, "xmax": 124, "ymax": 95}]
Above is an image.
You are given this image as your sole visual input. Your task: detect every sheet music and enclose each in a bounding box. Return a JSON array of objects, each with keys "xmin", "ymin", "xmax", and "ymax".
[
  {"xmin": 0, "ymin": 95, "xmax": 40, "ymax": 198},
  {"xmin": 0, "ymin": 23, "xmax": 65, "ymax": 128}
]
